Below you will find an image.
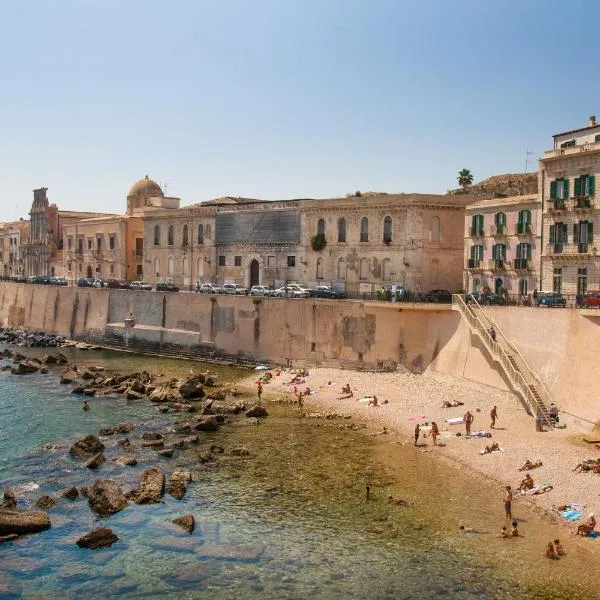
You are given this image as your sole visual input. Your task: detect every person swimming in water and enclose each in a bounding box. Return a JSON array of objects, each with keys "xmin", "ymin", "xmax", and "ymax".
[{"xmin": 82, "ymin": 400, "xmax": 89, "ymax": 411}]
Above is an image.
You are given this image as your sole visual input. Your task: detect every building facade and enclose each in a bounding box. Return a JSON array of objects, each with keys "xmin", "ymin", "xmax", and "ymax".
[
  {"xmin": 0, "ymin": 219, "xmax": 29, "ymax": 278},
  {"xmin": 464, "ymin": 194, "xmax": 541, "ymax": 298},
  {"xmin": 540, "ymin": 116, "xmax": 600, "ymax": 295}
]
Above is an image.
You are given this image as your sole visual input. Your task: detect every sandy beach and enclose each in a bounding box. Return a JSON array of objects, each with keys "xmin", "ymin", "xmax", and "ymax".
[{"xmin": 240, "ymin": 366, "xmax": 600, "ymax": 541}]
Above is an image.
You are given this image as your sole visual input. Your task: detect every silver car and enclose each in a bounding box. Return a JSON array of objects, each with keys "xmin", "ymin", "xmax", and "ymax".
[
  {"xmin": 250, "ymin": 285, "xmax": 272, "ymax": 296},
  {"xmin": 222, "ymin": 283, "xmax": 249, "ymax": 295},
  {"xmin": 198, "ymin": 283, "xmax": 222, "ymax": 294},
  {"xmin": 130, "ymin": 281, "xmax": 152, "ymax": 291}
]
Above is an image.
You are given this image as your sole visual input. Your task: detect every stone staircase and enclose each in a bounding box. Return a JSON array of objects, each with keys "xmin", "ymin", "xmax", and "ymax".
[{"xmin": 452, "ymin": 294, "xmax": 554, "ymax": 428}]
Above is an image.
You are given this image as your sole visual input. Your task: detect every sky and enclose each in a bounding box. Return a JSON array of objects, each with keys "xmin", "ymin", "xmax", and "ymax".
[{"xmin": 0, "ymin": 0, "xmax": 597, "ymax": 221}]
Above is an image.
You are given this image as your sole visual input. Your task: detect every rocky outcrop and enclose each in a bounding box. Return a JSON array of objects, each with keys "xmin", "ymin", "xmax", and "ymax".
[
  {"xmin": 113, "ymin": 455, "xmax": 137, "ymax": 467},
  {"xmin": 157, "ymin": 448, "xmax": 174, "ymax": 458},
  {"xmin": 167, "ymin": 470, "xmax": 192, "ymax": 500},
  {"xmin": 86, "ymin": 479, "xmax": 128, "ymax": 516},
  {"xmin": 34, "ymin": 496, "xmax": 56, "ymax": 510},
  {"xmin": 178, "ymin": 376, "xmax": 205, "ymax": 400},
  {"xmin": 0, "ymin": 489, "xmax": 17, "ymax": 509},
  {"xmin": 0, "ymin": 509, "xmax": 51, "ymax": 535},
  {"xmin": 172, "ymin": 514, "xmax": 195, "ymax": 533},
  {"xmin": 0, "ymin": 328, "xmax": 66, "ymax": 348},
  {"xmin": 245, "ymin": 405, "xmax": 269, "ymax": 418},
  {"xmin": 69, "ymin": 435, "xmax": 105, "ymax": 459},
  {"xmin": 76, "ymin": 527, "xmax": 119, "ymax": 549},
  {"xmin": 131, "ymin": 468, "xmax": 165, "ymax": 505},
  {"xmin": 85, "ymin": 452, "xmax": 106, "ymax": 469},
  {"xmin": 11, "ymin": 362, "xmax": 39, "ymax": 375},
  {"xmin": 61, "ymin": 487, "xmax": 79, "ymax": 500}
]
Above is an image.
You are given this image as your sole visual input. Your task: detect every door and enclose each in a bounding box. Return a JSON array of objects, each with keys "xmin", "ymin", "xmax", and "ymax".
[
  {"xmin": 495, "ymin": 277, "xmax": 503, "ymax": 294},
  {"xmin": 86, "ymin": 266, "xmax": 93, "ymax": 279},
  {"xmin": 249, "ymin": 259, "xmax": 259, "ymax": 287}
]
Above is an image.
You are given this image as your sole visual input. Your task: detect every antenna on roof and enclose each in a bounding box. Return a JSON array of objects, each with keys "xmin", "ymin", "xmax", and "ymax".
[
  {"xmin": 160, "ymin": 179, "xmax": 172, "ymax": 195},
  {"xmin": 525, "ymin": 150, "xmax": 534, "ymax": 173}
]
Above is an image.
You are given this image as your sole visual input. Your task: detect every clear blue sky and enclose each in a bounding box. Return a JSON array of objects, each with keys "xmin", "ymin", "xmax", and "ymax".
[{"xmin": 1, "ymin": 0, "xmax": 596, "ymax": 221}]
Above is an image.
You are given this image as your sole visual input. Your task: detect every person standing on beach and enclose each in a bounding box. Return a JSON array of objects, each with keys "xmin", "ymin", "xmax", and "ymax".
[
  {"xmin": 464, "ymin": 411, "xmax": 474, "ymax": 436},
  {"xmin": 257, "ymin": 382, "xmax": 263, "ymax": 403},
  {"xmin": 429, "ymin": 421, "xmax": 440, "ymax": 446},
  {"xmin": 504, "ymin": 486, "xmax": 513, "ymax": 519},
  {"xmin": 414, "ymin": 423, "xmax": 420, "ymax": 446},
  {"xmin": 490, "ymin": 406, "xmax": 498, "ymax": 429}
]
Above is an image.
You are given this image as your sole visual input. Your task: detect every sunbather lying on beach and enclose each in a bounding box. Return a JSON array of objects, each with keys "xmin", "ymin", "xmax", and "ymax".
[
  {"xmin": 572, "ymin": 458, "xmax": 600, "ymax": 473},
  {"xmin": 459, "ymin": 525, "xmax": 488, "ymax": 534},
  {"xmin": 387, "ymin": 495, "xmax": 409, "ymax": 506},
  {"xmin": 441, "ymin": 400, "xmax": 464, "ymax": 408},
  {"xmin": 480, "ymin": 442, "xmax": 500, "ymax": 455},
  {"xmin": 519, "ymin": 459, "xmax": 543, "ymax": 471},
  {"xmin": 517, "ymin": 473, "xmax": 534, "ymax": 491}
]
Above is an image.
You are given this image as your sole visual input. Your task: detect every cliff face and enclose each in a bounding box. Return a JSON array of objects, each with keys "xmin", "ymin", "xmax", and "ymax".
[{"xmin": 450, "ymin": 172, "xmax": 538, "ymax": 200}]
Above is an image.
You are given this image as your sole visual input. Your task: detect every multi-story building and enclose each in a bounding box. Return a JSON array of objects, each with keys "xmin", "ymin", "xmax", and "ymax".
[
  {"xmin": 0, "ymin": 219, "xmax": 29, "ymax": 278},
  {"xmin": 464, "ymin": 194, "xmax": 541, "ymax": 297},
  {"xmin": 540, "ymin": 116, "xmax": 600, "ymax": 295}
]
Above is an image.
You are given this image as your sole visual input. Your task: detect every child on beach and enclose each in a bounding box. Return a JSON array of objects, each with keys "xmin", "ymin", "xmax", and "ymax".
[
  {"xmin": 498, "ymin": 526, "xmax": 510, "ymax": 538},
  {"xmin": 554, "ymin": 539, "xmax": 564, "ymax": 556},
  {"xmin": 545, "ymin": 542, "xmax": 558, "ymax": 559},
  {"xmin": 511, "ymin": 521, "xmax": 519, "ymax": 537}
]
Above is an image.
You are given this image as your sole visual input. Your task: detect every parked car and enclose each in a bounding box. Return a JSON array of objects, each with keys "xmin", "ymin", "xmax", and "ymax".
[
  {"xmin": 92, "ymin": 279, "xmax": 107, "ymax": 288},
  {"xmin": 535, "ymin": 291, "xmax": 566, "ymax": 308},
  {"xmin": 250, "ymin": 285, "xmax": 273, "ymax": 296},
  {"xmin": 156, "ymin": 282, "xmax": 180, "ymax": 292},
  {"xmin": 130, "ymin": 281, "xmax": 152, "ymax": 291},
  {"xmin": 273, "ymin": 285, "xmax": 310, "ymax": 298},
  {"xmin": 77, "ymin": 278, "xmax": 94, "ymax": 288},
  {"xmin": 12, "ymin": 275, "xmax": 26, "ymax": 283},
  {"xmin": 106, "ymin": 279, "xmax": 130, "ymax": 289},
  {"xmin": 222, "ymin": 283, "xmax": 249, "ymax": 295},
  {"xmin": 580, "ymin": 290, "xmax": 600, "ymax": 308},
  {"xmin": 49, "ymin": 277, "xmax": 68, "ymax": 286},
  {"xmin": 424, "ymin": 289, "xmax": 453, "ymax": 303},
  {"xmin": 26, "ymin": 275, "xmax": 50, "ymax": 285},
  {"xmin": 197, "ymin": 283, "xmax": 222, "ymax": 294},
  {"xmin": 311, "ymin": 285, "xmax": 344, "ymax": 299}
]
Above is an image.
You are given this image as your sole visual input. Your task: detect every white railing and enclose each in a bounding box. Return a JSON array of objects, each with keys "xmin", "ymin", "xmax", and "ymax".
[{"xmin": 452, "ymin": 294, "xmax": 553, "ymax": 425}]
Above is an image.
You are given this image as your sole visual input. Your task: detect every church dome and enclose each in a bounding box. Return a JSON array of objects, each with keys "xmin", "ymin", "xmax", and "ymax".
[{"xmin": 127, "ymin": 175, "xmax": 164, "ymax": 197}]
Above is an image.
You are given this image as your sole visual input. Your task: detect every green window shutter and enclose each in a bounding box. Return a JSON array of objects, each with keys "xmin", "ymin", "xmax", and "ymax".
[
  {"xmin": 563, "ymin": 179, "xmax": 570, "ymax": 200},
  {"xmin": 589, "ymin": 222, "xmax": 594, "ymax": 241},
  {"xmin": 470, "ymin": 245, "xmax": 476, "ymax": 259},
  {"xmin": 495, "ymin": 213, "xmax": 500, "ymax": 226},
  {"xmin": 574, "ymin": 176, "xmax": 582, "ymax": 196},
  {"xmin": 573, "ymin": 223, "xmax": 580, "ymax": 243},
  {"xmin": 478, "ymin": 214, "xmax": 484, "ymax": 232},
  {"xmin": 562, "ymin": 223, "xmax": 568, "ymax": 241},
  {"xmin": 549, "ymin": 224, "xmax": 555, "ymax": 243},
  {"xmin": 550, "ymin": 180, "xmax": 557, "ymax": 199},
  {"xmin": 526, "ymin": 244, "xmax": 531, "ymax": 259},
  {"xmin": 590, "ymin": 175, "xmax": 595, "ymax": 197},
  {"xmin": 492, "ymin": 244, "xmax": 496, "ymax": 259}
]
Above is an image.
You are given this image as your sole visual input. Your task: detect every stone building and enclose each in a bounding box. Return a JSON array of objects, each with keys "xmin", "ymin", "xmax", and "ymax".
[
  {"xmin": 63, "ymin": 176, "xmax": 180, "ymax": 282},
  {"xmin": 539, "ymin": 116, "xmax": 600, "ymax": 295},
  {"xmin": 142, "ymin": 192, "xmax": 471, "ymax": 295},
  {"xmin": 464, "ymin": 194, "xmax": 541, "ymax": 297},
  {"xmin": 0, "ymin": 219, "xmax": 29, "ymax": 278}
]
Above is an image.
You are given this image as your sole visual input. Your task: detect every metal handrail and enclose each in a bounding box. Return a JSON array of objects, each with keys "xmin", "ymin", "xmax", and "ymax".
[
  {"xmin": 463, "ymin": 295, "xmax": 555, "ymax": 412},
  {"xmin": 452, "ymin": 295, "xmax": 552, "ymax": 425}
]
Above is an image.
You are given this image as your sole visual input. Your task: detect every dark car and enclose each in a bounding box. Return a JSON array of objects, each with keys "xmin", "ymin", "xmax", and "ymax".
[
  {"xmin": 77, "ymin": 278, "xmax": 94, "ymax": 288},
  {"xmin": 49, "ymin": 277, "xmax": 68, "ymax": 286},
  {"xmin": 11, "ymin": 275, "xmax": 26, "ymax": 283},
  {"xmin": 156, "ymin": 282, "xmax": 180, "ymax": 292},
  {"xmin": 424, "ymin": 289, "xmax": 453, "ymax": 303},
  {"xmin": 535, "ymin": 291, "xmax": 566, "ymax": 308},
  {"xmin": 312, "ymin": 285, "xmax": 345, "ymax": 299},
  {"xmin": 106, "ymin": 279, "xmax": 130, "ymax": 289}
]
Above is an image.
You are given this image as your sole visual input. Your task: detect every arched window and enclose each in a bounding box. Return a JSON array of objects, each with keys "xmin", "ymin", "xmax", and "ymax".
[
  {"xmin": 167, "ymin": 225, "xmax": 174, "ymax": 246},
  {"xmin": 197, "ymin": 224, "xmax": 204, "ymax": 245},
  {"xmin": 360, "ymin": 217, "xmax": 369, "ymax": 242},
  {"xmin": 382, "ymin": 259, "xmax": 391, "ymax": 281},
  {"xmin": 167, "ymin": 256, "xmax": 174, "ymax": 276},
  {"xmin": 316, "ymin": 258, "xmax": 324, "ymax": 279},
  {"xmin": 317, "ymin": 218, "xmax": 325, "ymax": 236},
  {"xmin": 182, "ymin": 224, "xmax": 189, "ymax": 246},
  {"xmin": 359, "ymin": 257, "xmax": 369, "ymax": 280},
  {"xmin": 153, "ymin": 225, "xmax": 160, "ymax": 246},
  {"xmin": 431, "ymin": 216, "xmax": 441, "ymax": 242},
  {"xmin": 154, "ymin": 257, "xmax": 160, "ymax": 277},
  {"xmin": 338, "ymin": 218, "xmax": 346, "ymax": 243},
  {"xmin": 337, "ymin": 258, "xmax": 346, "ymax": 280},
  {"xmin": 383, "ymin": 216, "xmax": 392, "ymax": 243}
]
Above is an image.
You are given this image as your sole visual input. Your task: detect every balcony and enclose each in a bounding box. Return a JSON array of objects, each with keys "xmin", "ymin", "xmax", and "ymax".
[
  {"xmin": 545, "ymin": 242, "xmax": 595, "ymax": 257},
  {"xmin": 543, "ymin": 141, "xmax": 600, "ymax": 159},
  {"xmin": 548, "ymin": 199, "xmax": 567, "ymax": 212},
  {"xmin": 469, "ymin": 227, "xmax": 484, "ymax": 238},
  {"xmin": 467, "ymin": 258, "xmax": 482, "ymax": 269},
  {"xmin": 490, "ymin": 225, "xmax": 506, "ymax": 237},
  {"xmin": 488, "ymin": 259, "xmax": 506, "ymax": 271},
  {"xmin": 515, "ymin": 223, "xmax": 532, "ymax": 236},
  {"xmin": 513, "ymin": 258, "xmax": 530, "ymax": 271},
  {"xmin": 572, "ymin": 196, "xmax": 594, "ymax": 210}
]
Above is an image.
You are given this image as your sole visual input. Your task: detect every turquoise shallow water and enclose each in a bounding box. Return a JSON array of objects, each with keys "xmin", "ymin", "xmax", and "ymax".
[{"xmin": 0, "ymin": 349, "xmax": 594, "ymax": 599}]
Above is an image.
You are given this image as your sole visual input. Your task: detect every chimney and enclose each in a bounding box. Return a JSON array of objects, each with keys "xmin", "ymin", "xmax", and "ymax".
[{"xmin": 589, "ymin": 115, "xmax": 597, "ymax": 127}]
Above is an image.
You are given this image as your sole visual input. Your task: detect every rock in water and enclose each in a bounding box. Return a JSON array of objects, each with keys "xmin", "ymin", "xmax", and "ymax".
[
  {"xmin": 85, "ymin": 452, "xmax": 106, "ymax": 470},
  {"xmin": 86, "ymin": 479, "xmax": 128, "ymax": 516},
  {"xmin": 157, "ymin": 448, "xmax": 174, "ymax": 458},
  {"xmin": 113, "ymin": 456, "xmax": 137, "ymax": 467},
  {"xmin": 132, "ymin": 468, "xmax": 165, "ymax": 504},
  {"xmin": 34, "ymin": 496, "xmax": 56, "ymax": 510},
  {"xmin": 168, "ymin": 470, "xmax": 192, "ymax": 500},
  {"xmin": 0, "ymin": 489, "xmax": 17, "ymax": 509},
  {"xmin": 76, "ymin": 527, "xmax": 119, "ymax": 549},
  {"xmin": 69, "ymin": 435, "xmax": 105, "ymax": 459},
  {"xmin": 61, "ymin": 487, "xmax": 79, "ymax": 500},
  {"xmin": 0, "ymin": 510, "xmax": 51, "ymax": 535},
  {"xmin": 178, "ymin": 376, "xmax": 205, "ymax": 400},
  {"xmin": 10, "ymin": 362, "xmax": 39, "ymax": 375},
  {"xmin": 172, "ymin": 514, "xmax": 195, "ymax": 533},
  {"xmin": 245, "ymin": 405, "xmax": 269, "ymax": 418}
]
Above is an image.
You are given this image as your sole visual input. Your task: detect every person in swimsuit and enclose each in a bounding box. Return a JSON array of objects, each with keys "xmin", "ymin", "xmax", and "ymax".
[{"xmin": 504, "ymin": 486, "xmax": 513, "ymax": 519}]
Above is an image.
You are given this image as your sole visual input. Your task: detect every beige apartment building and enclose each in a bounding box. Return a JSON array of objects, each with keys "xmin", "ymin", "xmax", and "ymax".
[
  {"xmin": 0, "ymin": 219, "xmax": 29, "ymax": 278},
  {"xmin": 464, "ymin": 194, "xmax": 541, "ymax": 298},
  {"xmin": 540, "ymin": 116, "xmax": 600, "ymax": 295}
]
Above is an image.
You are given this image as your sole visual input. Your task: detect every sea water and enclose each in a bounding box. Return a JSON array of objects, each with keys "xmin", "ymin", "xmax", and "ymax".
[{"xmin": 0, "ymin": 348, "xmax": 594, "ymax": 599}]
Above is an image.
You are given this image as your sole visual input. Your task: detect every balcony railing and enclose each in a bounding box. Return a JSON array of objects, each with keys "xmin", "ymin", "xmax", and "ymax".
[
  {"xmin": 488, "ymin": 259, "xmax": 506, "ymax": 270},
  {"xmin": 467, "ymin": 258, "xmax": 482, "ymax": 269},
  {"xmin": 572, "ymin": 196, "xmax": 594, "ymax": 210},
  {"xmin": 516, "ymin": 223, "xmax": 532, "ymax": 235},
  {"xmin": 543, "ymin": 141, "xmax": 600, "ymax": 159},
  {"xmin": 513, "ymin": 258, "xmax": 530, "ymax": 270},
  {"xmin": 548, "ymin": 199, "xmax": 567, "ymax": 211},
  {"xmin": 545, "ymin": 242, "xmax": 595, "ymax": 256},
  {"xmin": 490, "ymin": 225, "xmax": 506, "ymax": 237},
  {"xmin": 469, "ymin": 227, "xmax": 484, "ymax": 237}
]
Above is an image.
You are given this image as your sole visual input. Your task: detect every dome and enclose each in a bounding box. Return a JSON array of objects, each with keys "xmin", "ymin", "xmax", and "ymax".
[{"xmin": 127, "ymin": 175, "xmax": 164, "ymax": 197}]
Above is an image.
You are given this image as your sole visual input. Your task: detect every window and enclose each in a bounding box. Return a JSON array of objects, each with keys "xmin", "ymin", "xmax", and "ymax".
[
  {"xmin": 550, "ymin": 178, "xmax": 569, "ymax": 201},
  {"xmin": 154, "ymin": 257, "xmax": 160, "ymax": 277},
  {"xmin": 153, "ymin": 225, "xmax": 160, "ymax": 246},
  {"xmin": 97, "ymin": 237, "xmax": 102, "ymax": 251},
  {"xmin": 168, "ymin": 225, "xmax": 174, "ymax": 245},
  {"xmin": 382, "ymin": 258, "xmax": 391, "ymax": 281},
  {"xmin": 560, "ymin": 140, "xmax": 575, "ymax": 148},
  {"xmin": 317, "ymin": 218, "xmax": 325, "ymax": 236},
  {"xmin": 287, "ymin": 255, "xmax": 296, "ymax": 268},
  {"xmin": 196, "ymin": 257, "xmax": 202, "ymax": 276},
  {"xmin": 553, "ymin": 267, "xmax": 562, "ymax": 293},
  {"xmin": 67, "ymin": 237, "xmax": 72, "ymax": 250},
  {"xmin": 578, "ymin": 267, "xmax": 588, "ymax": 295},
  {"xmin": 517, "ymin": 210, "xmax": 531, "ymax": 234},
  {"xmin": 110, "ymin": 264, "xmax": 114, "ymax": 275},
  {"xmin": 67, "ymin": 262, "xmax": 71, "ymax": 272},
  {"xmin": 78, "ymin": 263, "xmax": 82, "ymax": 272},
  {"xmin": 383, "ymin": 216, "xmax": 392, "ymax": 243},
  {"xmin": 574, "ymin": 174, "xmax": 596, "ymax": 197},
  {"xmin": 234, "ymin": 256, "xmax": 242, "ymax": 267},
  {"xmin": 167, "ymin": 256, "xmax": 174, "ymax": 276},
  {"xmin": 470, "ymin": 214, "xmax": 484, "ymax": 236},
  {"xmin": 197, "ymin": 224, "xmax": 204, "ymax": 245},
  {"xmin": 470, "ymin": 244, "xmax": 484, "ymax": 261},
  {"xmin": 316, "ymin": 258, "xmax": 323, "ymax": 279},
  {"xmin": 516, "ymin": 243, "xmax": 531, "ymax": 259},
  {"xmin": 574, "ymin": 220, "xmax": 593, "ymax": 252},
  {"xmin": 109, "ymin": 236, "xmax": 115, "ymax": 250},
  {"xmin": 494, "ymin": 212, "xmax": 506, "ymax": 234},
  {"xmin": 205, "ymin": 224, "xmax": 211, "ymax": 238},
  {"xmin": 360, "ymin": 217, "xmax": 369, "ymax": 242},
  {"xmin": 549, "ymin": 222, "xmax": 568, "ymax": 250},
  {"xmin": 492, "ymin": 244, "xmax": 506, "ymax": 262},
  {"xmin": 337, "ymin": 258, "xmax": 346, "ymax": 280},
  {"xmin": 136, "ymin": 265, "xmax": 143, "ymax": 276},
  {"xmin": 519, "ymin": 279, "xmax": 528, "ymax": 296},
  {"xmin": 218, "ymin": 255, "xmax": 226, "ymax": 267},
  {"xmin": 338, "ymin": 218, "xmax": 346, "ymax": 243},
  {"xmin": 87, "ymin": 239, "xmax": 92, "ymax": 250},
  {"xmin": 135, "ymin": 238, "xmax": 143, "ymax": 256},
  {"xmin": 431, "ymin": 216, "xmax": 440, "ymax": 242},
  {"xmin": 182, "ymin": 224, "xmax": 189, "ymax": 246},
  {"xmin": 182, "ymin": 255, "xmax": 188, "ymax": 277},
  {"xmin": 596, "ymin": 134, "xmax": 600, "ymax": 143},
  {"xmin": 267, "ymin": 255, "xmax": 275, "ymax": 267},
  {"xmin": 359, "ymin": 257, "xmax": 369, "ymax": 280}
]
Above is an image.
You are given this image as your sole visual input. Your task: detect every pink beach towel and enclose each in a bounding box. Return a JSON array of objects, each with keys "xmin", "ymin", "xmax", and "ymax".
[{"xmin": 407, "ymin": 415, "xmax": 427, "ymax": 421}]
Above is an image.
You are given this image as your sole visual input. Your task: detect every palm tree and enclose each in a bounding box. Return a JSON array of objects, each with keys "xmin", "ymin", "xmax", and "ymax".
[{"xmin": 457, "ymin": 168, "xmax": 474, "ymax": 190}]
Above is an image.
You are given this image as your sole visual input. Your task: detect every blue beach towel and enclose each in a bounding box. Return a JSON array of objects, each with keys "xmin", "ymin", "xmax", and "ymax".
[{"xmin": 560, "ymin": 511, "xmax": 583, "ymax": 520}]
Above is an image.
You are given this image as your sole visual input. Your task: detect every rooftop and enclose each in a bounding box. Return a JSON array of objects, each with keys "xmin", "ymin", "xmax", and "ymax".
[{"xmin": 466, "ymin": 193, "xmax": 539, "ymax": 210}]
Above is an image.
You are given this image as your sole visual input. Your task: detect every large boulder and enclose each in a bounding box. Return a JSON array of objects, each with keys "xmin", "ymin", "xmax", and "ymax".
[
  {"xmin": 0, "ymin": 509, "xmax": 51, "ymax": 535},
  {"xmin": 172, "ymin": 514, "xmax": 195, "ymax": 533},
  {"xmin": 116, "ymin": 423, "xmax": 134, "ymax": 434},
  {"xmin": 61, "ymin": 487, "xmax": 79, "ymax": 500},
  {"xmin": 34, "ymin": 496, "xmax": 56, "ymax": 510},
  {"xmin": 148, "ymin": 385, "xmax": 179, "ymax": 404},
  {"xmin": 69, "ymin": 435, "xmax": 105, "ymax": 459},
  {"xmin": 178, "ymin": 376, "xmax": 205, "ymax": 400},
  {"xmin": 245, "ymin": 405, "xmax": 269, "ymax": 418},
  {"xmin": 126, "ymin": 390, "xmax": 144, "ymax": 400},
  {"xmin": 167, "ymin": 470, "xmax": 192, "ymax": 500},
  {"xmin": 76, "ymin": 527, "xmax": 119, "ymax": 549},
  {"xmin": 192, "ymin": 416, "xmax": 219, "ymax": 432},
  {"xmin": 11, "ymin": 362, "xmax": 39, "ymax": 375},
  {"xmin": 113, "ymin": 455, "xmax": 137, "ymax": 467},
  {"xmin": 132, "ymin": 468, "xmax": 165, "ymax": 505},
  {"xmin": 86, "ymin": 479, "xmax": 128, "ymax": 516},
  {"xmin": 85, "ymin": 452, "xmax": 106, "ymax": 470},
  {"xmin": 41, "ymin": 354, "xmax": 58, "ymax": 364},
  {"xmin": 60, "ymin": 370, "xmax": 79, "ymax": 384},
  {"xmin": 0, "ymin": 489, "xmax": 17, "ymax": 509}
]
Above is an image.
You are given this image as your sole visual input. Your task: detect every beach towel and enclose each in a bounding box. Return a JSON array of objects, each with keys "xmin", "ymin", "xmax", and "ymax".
[
  {"xmin": 407, "ymin": 415, "xmax": 427, "ymax": 421},
  {"xmin": 465, "ymin": 431, "xmax": 491, "ymax": 439},
  {"xmin": 559, "ymin": 510, "xmax": 583, "ymax": 521},
  {"xmin": 520, "ymin": 483, "xmax": 553, "ymax": 496},
  {"xmin": 359, "ymin": 397, "xmax": 374, "ymax": 404},
  {"xmin": 479, "ymin": 447, "xmax": 504, "ymax": 455},
  {"xmin": 446, "ymin": 417, "xmax": 464, "ymax": 425},
  {"xmin": 438, "ymin": 433, "xmax": 455, "ymax": 441}
]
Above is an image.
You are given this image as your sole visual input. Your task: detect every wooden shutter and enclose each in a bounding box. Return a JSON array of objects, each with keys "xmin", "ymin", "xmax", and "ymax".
[
  {"xmin": 550, "ymin": 180, "xmax": 557, "ymax": 199},
  {"xmin": 574, "ymin": 176, "xmax": 582, "ymax": 196},
  {"xmin": 589, "ymin": 222, "xmax": 594, "ymax": 241},
  {"xmin": 590, "ymin": 176, "xmax": 595, "ymax": 197},
  {"xmin": 549, "ymin": 224, "xmax": 555, "ymax": 243},
  {"xmin": 573, "ymin": 223, "xmax": 580, "ymax": 243},
  {"xmin": 525, "ymin": 244, "xmax": 531, "ymax": 259},
  {"xmin": 563, "ymin": 179, "xmax": 570, "ymax": 200},
  {"xmin": 562, "ymin": 223, "xmax": 568, "ymax": 241}
]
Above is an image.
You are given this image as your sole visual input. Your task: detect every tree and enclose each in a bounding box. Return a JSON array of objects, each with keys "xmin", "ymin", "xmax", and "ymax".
[{"xmin": 457, "ymin": 168, "xmax": 474, "ymax": 190}]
